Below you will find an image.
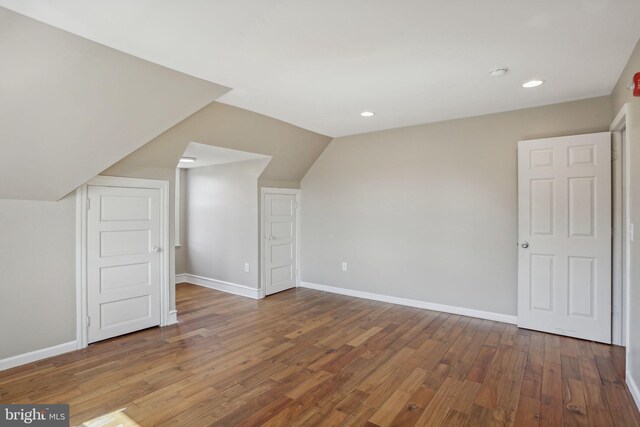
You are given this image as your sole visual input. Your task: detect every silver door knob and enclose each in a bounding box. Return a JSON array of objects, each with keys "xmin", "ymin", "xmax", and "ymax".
[
  {"xmin": 151, "ymin": 247, "xmax": 161, "ymax": 252},
  {"xmin": 268, "ymin": 236, "xmax": 275, "ymax": 240},
  {"xmin": 520, "ymin": 241, "xmax": 529, "ymax": 249}
]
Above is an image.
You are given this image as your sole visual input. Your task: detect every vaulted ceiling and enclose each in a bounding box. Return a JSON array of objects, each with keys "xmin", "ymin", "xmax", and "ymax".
[
  {"xmin": 1, "ymin": 0, "xmax": 639, "ymax": 137},
  {"xmin": 2, "ymin": 2, "xmax": 640, "ymax": 200},
  {"xmin": 0, "ymin": 8, "xmax": 229, "ymax": 200}
]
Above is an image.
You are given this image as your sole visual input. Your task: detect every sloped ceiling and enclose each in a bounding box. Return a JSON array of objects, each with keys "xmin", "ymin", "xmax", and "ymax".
[
  {"xmin": 102, "ymin": 102, "xmax": 331, "ymax": 188},
  {"xmin": 0, "ymin": 1, "xmax": 638, "ymax": 137},
  {"xmin": 0, "ymin": 7, "xmax": 230, "ymax": 200}
]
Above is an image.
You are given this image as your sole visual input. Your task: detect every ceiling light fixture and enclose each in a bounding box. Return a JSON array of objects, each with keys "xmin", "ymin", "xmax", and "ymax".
[
  {"xmin": 490, "ymin": 67, "xmax": 509, "ymax": 77},
  {"xmin": 360, "ymin": 111, "xmax": 375, "ymax": 117},
  {"xmin": 179, "ymin": 157, "xmax": 197, "ymax": 163},
  {"xmin": 522, "ymin": 80, "xmax": 544, "ymax": 88}
]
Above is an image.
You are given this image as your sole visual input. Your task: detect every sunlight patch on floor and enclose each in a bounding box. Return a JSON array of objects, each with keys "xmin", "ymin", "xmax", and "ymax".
[{"xmin": 81, "ymin": 408, "xmax": 140, "ymax": 427}]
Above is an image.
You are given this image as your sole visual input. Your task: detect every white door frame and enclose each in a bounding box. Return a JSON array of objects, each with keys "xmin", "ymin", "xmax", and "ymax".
[
  {"xmin": 260, "ymin": 187, "xmax": 301, "ymax": 297},
  {"xmin": 611, "ymin": 105, "xmax": 631, "ymax": 347},
  {"xmin": 75, "ymin": 175, "xmax": 171, "ymax": 349}
]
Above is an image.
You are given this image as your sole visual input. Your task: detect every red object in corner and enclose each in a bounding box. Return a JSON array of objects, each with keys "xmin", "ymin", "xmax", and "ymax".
[{"xmin": 634, "ymin": 72, "xmax": 640, "ymax": 97}]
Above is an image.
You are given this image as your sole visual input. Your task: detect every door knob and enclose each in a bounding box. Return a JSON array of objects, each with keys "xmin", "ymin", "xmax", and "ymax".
[
  {"xmin": 151, "ymin": 247, "xmax": 161, "ymax": 252},
  {"xmin": 520, "ymin": 241, "xmax": 529, "ymax": 249},
  {"xmin": 268, "ymin": 236, "xmax": 275, "ymax": 240}
]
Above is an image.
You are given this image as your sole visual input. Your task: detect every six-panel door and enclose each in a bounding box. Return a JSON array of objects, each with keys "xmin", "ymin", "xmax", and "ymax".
[{"xmin": 517, "ymin": 132, "xmax": 611, "ymax": 343}]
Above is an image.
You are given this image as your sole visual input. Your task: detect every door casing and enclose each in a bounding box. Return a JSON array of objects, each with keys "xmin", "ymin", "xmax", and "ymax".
[
  {"xmin": 611, "ymin": 105, "xmax": 631, "ymax": 347},
  {"xmin": 76, "ymin": 176, "xmax": 171, "ymax": 349},
  {"xmin": 260, "ymin": 187, "xmax": 301, "ymax": 297}
]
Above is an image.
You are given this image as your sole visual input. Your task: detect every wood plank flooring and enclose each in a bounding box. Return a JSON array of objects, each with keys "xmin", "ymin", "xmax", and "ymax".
[{"xmin": 1, "ymin": 283, "xmax": 639, "ymax": 426}]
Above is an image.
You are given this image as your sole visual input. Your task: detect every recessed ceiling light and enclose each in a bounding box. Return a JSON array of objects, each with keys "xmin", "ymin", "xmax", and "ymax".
[
  {"xmin": 179, "ymin": 157, "xmax": 196, "ymax": 163},
  {"xmin": 490, "ymin": 67, "xmax": 509, "ymax": 77},
  {"xmin": 360, "ymin": 111, "xmax": 375, "ymax": 117},
  {"xmin": 522, "ymin": 80, "xmax": 544, "ymax": 88}
]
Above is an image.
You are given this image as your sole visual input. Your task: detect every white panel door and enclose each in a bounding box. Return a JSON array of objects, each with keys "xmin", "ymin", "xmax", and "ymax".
[
  {"xmin": 87, "ymin": 185, "xmax": 161, "ymax": 343},
  {"xmin": 264, "ymin": 192, "xmax": 298, "ymax": 295},
  {"xmin": 518, "ymin": 132, "xmax": 611, "ymax": 343}
]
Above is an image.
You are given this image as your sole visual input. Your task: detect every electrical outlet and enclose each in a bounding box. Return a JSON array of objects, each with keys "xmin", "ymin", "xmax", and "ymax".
[
  {"xmin": 341, "ymin": 262, "xmax": 348, "ymax": 272},
  {"xmin": 244, "ymin": 263, "xmax": 250, "ymax": 273}
]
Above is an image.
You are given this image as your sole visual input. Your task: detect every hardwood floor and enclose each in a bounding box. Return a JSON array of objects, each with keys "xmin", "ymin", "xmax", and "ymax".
[{"xmin": 1, "ymin": 283, "xmax": 639, "ymax": 426}]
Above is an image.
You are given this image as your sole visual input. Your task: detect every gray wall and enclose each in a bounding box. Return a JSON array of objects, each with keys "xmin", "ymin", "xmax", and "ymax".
[
  {"xmin": 0, "ymin": 195, "xmax": 76, "ymax": 359},
  {"xmin": 301, "ymin": 97, "xmax": 613, "ymax": 316},
  {"xmin": 184, "ymin": 159, "xmax": 270, "ymax": 288}
]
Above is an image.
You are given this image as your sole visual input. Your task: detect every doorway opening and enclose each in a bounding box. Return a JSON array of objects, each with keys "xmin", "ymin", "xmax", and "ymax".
[{"xmin": 174, "ymin": 142, "xmax": 272, "ymax": 304}]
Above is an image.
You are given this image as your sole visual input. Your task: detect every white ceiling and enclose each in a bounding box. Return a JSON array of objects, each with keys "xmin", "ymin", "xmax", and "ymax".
[
  {"xmin": 178, "ymin": 142, "xmax": 271, "ymax": 169},
  {"xmin": 1, "ymin": 1, "xmax": 639, "ymax": 137}
]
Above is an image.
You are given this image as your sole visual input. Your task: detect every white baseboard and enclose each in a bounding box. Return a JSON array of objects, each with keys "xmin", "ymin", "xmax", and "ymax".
[
  {"xmin": 627, "ymin": 372, "xmax": 640, "ymax": 412},
  {"xmin": 0, "ymin": 341, "xmax": 78, "ymax": 372},
  {"xmin": 176, "ymin": 274, "xmax": 262, "ymax": 299},
  {"xmin": 299, "ymin": 281, "xmax": 517, "ymax": 324},
  {"xmin": 167, "ymin": 309, "xmax": 178, "ymax": 325}
]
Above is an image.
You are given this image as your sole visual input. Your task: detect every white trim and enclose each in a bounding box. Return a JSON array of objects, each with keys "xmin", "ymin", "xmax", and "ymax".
[
  {"xmin": 611, "ymin": 129, "xmax": 622, "ymax": 345},
  {"xmin": 300, "ymin": 281, "xmax": 517, "ymax": 324},
  {"xmin": 177, "ymin": 274, "xmax": 262, "ymax": 299},
  {"xmin": 167, "ymin": 310, "xmax": 178, "ymax": 325},
  {"xmin": 261, "ymin": 187, "xmax": 301, "ymax": 296},
  {"xmin": 611, "ymin": 105, "xmax": 631, "ymax": 350},
  {"xmin": 611, "ymin": 104, "xmax": 630, "ymax": 132},
  {"xmin": 75, "ymin": 188, "xmax": 88, "ymax": 349},
  {"xmin": 76, "ymin": 176, "xmax": 172, "ymax": 349},
  {"xmin": 0, "ymin": 341, "xmax": 77, "ymax": 372},
  {"xmin": 627, "ymin": 372, "xmax": 640, "ymax": 413},
  {"xmin": 174, "ymin": 168, "xmax": 181, "ymax": 247}
]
